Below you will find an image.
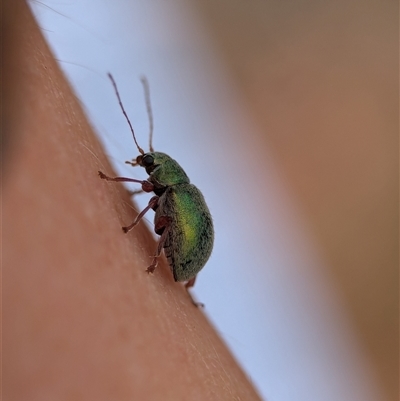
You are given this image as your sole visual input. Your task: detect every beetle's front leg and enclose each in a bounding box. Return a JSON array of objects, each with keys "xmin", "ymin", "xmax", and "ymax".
[
  {"xmin": 146, "ymin": 216, "xmax": 171, "ymax": 274},
  {"xmin": 122, "ymin": 196, "xmax": 159, "ymax": 233},
  {"xmin": 98, "ymin": 171, "xmax": 154, "ymax": 192}
]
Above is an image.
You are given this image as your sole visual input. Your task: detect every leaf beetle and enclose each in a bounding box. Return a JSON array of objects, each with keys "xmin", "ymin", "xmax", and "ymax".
[{"xmin": 99, "ymin": 74, "xmax": 214, "ymax": 305}]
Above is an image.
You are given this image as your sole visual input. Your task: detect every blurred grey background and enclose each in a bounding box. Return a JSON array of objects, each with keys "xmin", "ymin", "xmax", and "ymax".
[{"xmin": 31, "ymin": 1, "xmax": 398, "ymax": 400}]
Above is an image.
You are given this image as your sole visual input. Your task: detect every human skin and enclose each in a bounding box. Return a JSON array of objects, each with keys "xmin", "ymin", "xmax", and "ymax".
[{"xmin": 2, "ymin": 2, "xmax": 262, "ymax": 400}]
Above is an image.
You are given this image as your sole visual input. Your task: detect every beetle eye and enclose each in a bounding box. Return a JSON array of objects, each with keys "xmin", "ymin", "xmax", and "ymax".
[{"xmin": 142, "ymin": 154, "xmax": 154, "ymax": 166}]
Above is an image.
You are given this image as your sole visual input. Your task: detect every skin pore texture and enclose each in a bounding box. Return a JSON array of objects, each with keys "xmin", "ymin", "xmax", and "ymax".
[{"xmin": 3, "ymin": 1, "xmax": 262, "ymax": 400}]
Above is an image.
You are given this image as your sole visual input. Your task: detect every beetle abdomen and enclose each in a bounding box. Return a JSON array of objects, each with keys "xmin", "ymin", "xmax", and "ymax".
[{"xmin": 155, "ymin": 184, "xmax": 214, "ymax": 282}]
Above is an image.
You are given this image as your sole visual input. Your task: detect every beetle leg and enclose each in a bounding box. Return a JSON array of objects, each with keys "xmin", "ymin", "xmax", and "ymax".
[
  {"xmin": 185, "ymin": 276, "xmax": 196, "ymax": 289},
  {"xmin": 125, "ymin": 159, "xmax": 138, "ymax": 167},
  {"xmin": 98, "ymin": 171, "xmax": 154, "ymax": 193},
  {"xmin": 146, "ymin": 216, "xmax": 171, "ymax": 274},
  {"xmin": 122, "ymin": 196, "xmax": 159, "ymax": 233},
  {"xmin": 127, "ymin": 188, "xmax": 144, "ymax": 197},
  {"xmin": 184, "ymin": 276, "xmax": 204, "ymax": 307}
]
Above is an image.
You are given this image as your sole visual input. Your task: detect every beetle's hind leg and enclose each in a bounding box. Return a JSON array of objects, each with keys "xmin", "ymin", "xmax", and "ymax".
[
  {"xmin": 185, "ymin": 276, "xmax": 196, "ymax": 289},
  {"xmin": 185, "ymin": 276, "xmax": 204, "ymax": 308},
  {"xmin": 146, "ymin": 216, "xmax": 171, "ymax": 274}
]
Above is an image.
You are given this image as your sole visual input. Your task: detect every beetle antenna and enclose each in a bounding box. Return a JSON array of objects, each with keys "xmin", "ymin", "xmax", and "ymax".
[
  {"xmin": 140, "ymin": 76, "xmax": 154, "ymax": 152},
  {"xmin": 107, "ymin": 73, "xmax": 144, "ymax": 155}
]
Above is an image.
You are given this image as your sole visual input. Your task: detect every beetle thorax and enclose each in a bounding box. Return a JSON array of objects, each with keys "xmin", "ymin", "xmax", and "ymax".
[{"xmin": 140, "ymin": 152, "xmax": 190, "ymax": 188}]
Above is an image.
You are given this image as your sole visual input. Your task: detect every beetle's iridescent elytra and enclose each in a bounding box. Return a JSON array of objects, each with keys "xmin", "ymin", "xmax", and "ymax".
[{"xmin": 98, "ymin": 74, "xmax": 214, "ymax": 304}]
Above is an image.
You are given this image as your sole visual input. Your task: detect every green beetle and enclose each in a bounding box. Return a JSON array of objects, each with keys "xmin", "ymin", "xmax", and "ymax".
[{"xmin": 99, "ymin": 74, "xmax": 214, "ymax": 302}]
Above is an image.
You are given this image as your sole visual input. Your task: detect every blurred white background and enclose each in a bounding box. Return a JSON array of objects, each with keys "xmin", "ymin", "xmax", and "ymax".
[{"xmin": 30, "ymin": 1, "xmax": 387, "ymax": 400}]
